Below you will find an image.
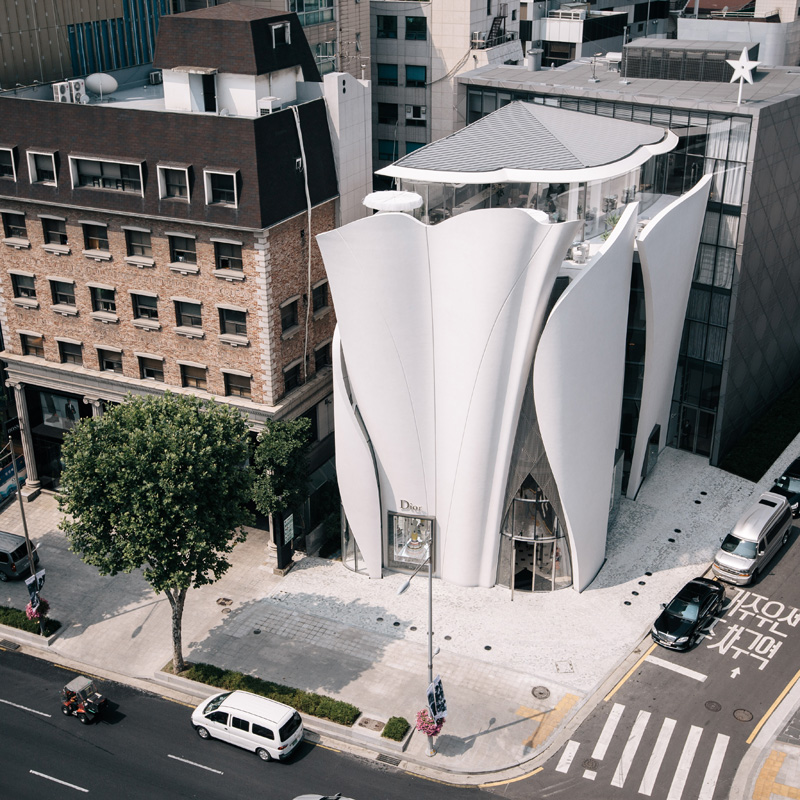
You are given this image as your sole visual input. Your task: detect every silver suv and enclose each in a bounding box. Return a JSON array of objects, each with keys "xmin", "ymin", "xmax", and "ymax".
[{"xmin": 0, "ymin": 530, "xmax": 39, "ymax": 582}]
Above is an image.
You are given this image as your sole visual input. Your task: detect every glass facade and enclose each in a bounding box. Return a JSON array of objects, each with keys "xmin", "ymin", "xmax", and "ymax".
[{"xmin": 463, "ymin": 87, "xmax": 751, "ymax": 461}]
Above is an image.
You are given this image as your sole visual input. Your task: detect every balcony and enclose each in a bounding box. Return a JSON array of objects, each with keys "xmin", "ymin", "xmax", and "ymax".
[{"xmin": 471, "ymin": 30, "xmax": 517, "ymax": 50}]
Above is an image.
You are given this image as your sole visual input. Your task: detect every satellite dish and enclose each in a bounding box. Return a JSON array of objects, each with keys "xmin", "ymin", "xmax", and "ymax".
[{"xmin": 85, "ymin": 73, "xmax": 118, "ymax": 96}]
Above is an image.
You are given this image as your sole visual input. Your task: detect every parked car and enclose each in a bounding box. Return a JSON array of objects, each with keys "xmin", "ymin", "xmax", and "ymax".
[
  {"xmin": 712, "ymin": 492, "xmax": 793, "ymax": 585},
  {"xmin": 0, "ymin": 530, "xmax": 39, "ymax": 582},
  {"xmin": 191, "ymin": 690, "xmax": 304, "ymax": 762},
  {"xmin": 769, "ymin": 457, "xmax": 800, "ymax": 517},
  {"xmin": 651, "ymin": 577, "xmax": 725, "ymax": 651}
]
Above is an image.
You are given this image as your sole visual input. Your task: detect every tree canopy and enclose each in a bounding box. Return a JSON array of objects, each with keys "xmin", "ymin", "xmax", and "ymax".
[{"xmin": 58, "ymin": 392, "xmax": 253, "ymax": 671}]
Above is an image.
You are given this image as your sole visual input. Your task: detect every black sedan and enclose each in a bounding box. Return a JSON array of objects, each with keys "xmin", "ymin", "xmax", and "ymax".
[
  {"xmin": 770, "ymin": 457, "xmax": 800, "ymax": 517},
  {"xmin": 651, "ymin": 577, "xmax": 725, "ymax": 651}
]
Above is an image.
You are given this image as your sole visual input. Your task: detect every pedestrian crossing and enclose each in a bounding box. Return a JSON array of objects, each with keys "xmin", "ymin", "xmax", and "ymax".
[{"xmin": 553, "ymin": 703, "xmax": 730, "ymax": 798}]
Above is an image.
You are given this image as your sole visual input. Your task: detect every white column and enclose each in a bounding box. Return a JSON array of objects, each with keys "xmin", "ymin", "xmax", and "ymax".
[
  {"xmin": 82, "ymin": 396, "xmax": 104, "ymax": 417},
  {"xmin": 6, "ymin": 381, "xmax": 40, "ymax": 497}
]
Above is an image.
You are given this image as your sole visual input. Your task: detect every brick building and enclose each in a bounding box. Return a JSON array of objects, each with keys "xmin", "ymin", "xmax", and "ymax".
[{"xmin": 0, "ymin": 4, "xmax": 371, "ymax": 551}]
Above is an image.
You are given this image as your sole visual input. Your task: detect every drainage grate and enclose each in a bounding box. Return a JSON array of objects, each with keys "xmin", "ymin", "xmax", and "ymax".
[
  {"xmin": 0, "ymin": 639, "xmax": 20, "ymax": 651},
  {"xmin": 376, "ymin": 753, "xmax": 401, "ymax": 766},
  {"xmin": 734, "ymin": 709, "xmax": 753, "ymax": 722},
  {"xmin": 705, "ymin": 701, "xmax": 722, "ymax": 712}
]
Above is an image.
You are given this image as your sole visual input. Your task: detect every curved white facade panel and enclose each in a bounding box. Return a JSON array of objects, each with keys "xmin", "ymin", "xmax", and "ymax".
[
  {"xmin": 627, "ymin": 175, "xmax": 713, "ymax": 498},
  {"xmin": 533, "ymin": 204, "xmax": 639, "ymax": 591}
]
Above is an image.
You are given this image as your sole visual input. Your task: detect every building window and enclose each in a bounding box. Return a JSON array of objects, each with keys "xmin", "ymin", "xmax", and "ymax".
[
  {"xmin": 59, "ymin": 341, "xmax": 83, "ymax": 365},
  {"xmin": 90, "ymin": 287, "xmax": 116, "ymax": 313},
  {"xmin": 83, "ymin": 223, "xmax": 109, "ymax": 251},
  {"xmin": 11, "ymin": 274, "xmax": 36, "ymax": 299},
  {"xmin": 378, "ymin": 139, "xmax": 399, "ymax": 161},
  {"xmin": 2, "ymin": 213, "xmax": 26, "ymax": 239},
  {"xmin": 406, "ymin": 65, "xmax": 427, "ymax": 88},
  {"xmin": 407, "ymin": 141, "xmax": 425, "ymax": 154},
  {"xmin": 377, "ymin": 15, "xmax": 397, "ymax": 38},
  {"xmin": 73, "ymin": 158, "xmax": 141, "ymax": 193},
  {"xmin": 205, "ymin": 171, "xmax": 237, "ymax": 206},
  {"xmin": 126, "ymin": 229, "xmax": 152, "ymax": 258},
  {"xmin": 175, "ymin": 300, "xmax": 202, "ymax": 328},
  {"xmin": 159, "ymin": 167, "xmax": 189, "ymax": 199},
  {"xmin": 271, "ymin": 21, "xmax": 291, "ymax": 46},
  {"xmin": 51, "ymin": 280, "xmax": 76, "ymax": 306},
  {"xmin": 281, "ymin": 299, "xmax": 299, "ymax": 332},
  {"xmin": 215, "ymin": 241, "xmax": 243, "ymax": 271},
  {"xmin": 378, "ymin": 103, "xmax": 399, "ymax": 125},
  {"xmin": 487, "ymin": 0, "xmax": 492, "ymax": 14},
  {"xmin": 29, "ymin": 152, "xmax": 56, "ymax": 184},
  {"xmin": 181, "ymin": 364, "xmax": 208, "ymax": 390},
  {"xmin": 377, "ymin": 63, "xmax": 399, "ymax": 87},
  {"xmin": 406, "ymin": 16, "xmax": 427, "ymax": 40},
  {"xmin": 42, "ymin": 218, "xmax": 68, "ymax": 246},
  {"xmin": 219, "ymin": 307, "xmax": 247, "ymax": 336},
  {"xmin": 98, "ymin": 349, "xmax": 123, "ymax": 373},
  {"xmin": 21, "ymin": 334, "xmax": 44, "ymax": 358},
  {"xmin": 284, "ymin": 362, "xmax": 303, "ymax": 393},
  {"xmin": 312, "ymin": 281, "xmax": 329, "ymax": 313},
  {"xmin": 289, "ymin": 0, "xmax": 334, "ymax": 26},
  {"xmin": 139, "ymin": 356, "xmax": 164, "ymax": 382},
  {"xmin": 405, "ymin": 104, "xmax": 427, "ymax": 127},
  {"xmin": 0, "ymin": 149, "xmax": 14, "ymax": 179},
  {"xmin": 132, "ymin": 294, "xmax": 158, "ymax": 320},
  {"xmin": 315, "ymin": 342, "xmax": 332, "ymax": 370},
  {"xmin": 224, "ymin": 372, "xmax": 251, "ymax": 399},
  {"xmin": 169, "ymin": 235, "xmax": 196, "ymax": 264}
]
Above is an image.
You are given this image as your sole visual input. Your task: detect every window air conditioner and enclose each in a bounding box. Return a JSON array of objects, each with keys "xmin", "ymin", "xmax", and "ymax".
[
  {"xmin": 149, "ymin": 70, "xmax": 163, "ymax": 85},
  {"xmin": 53, "ymin": 82, "xmax": 72, "ymax": 102}
]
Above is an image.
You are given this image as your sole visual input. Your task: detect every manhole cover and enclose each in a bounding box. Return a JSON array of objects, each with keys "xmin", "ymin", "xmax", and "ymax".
[
  {"xmin": 532, "ymin": 686, "xmax": 550, "ymax": 700},
  {"xmin": 222, "ymin": 608, "xmax": 231, "ymax": 614},
  {"xmin": 734, "ymin": 709, "xmax": 753, "ymax": 722},
  {"xmin": 582, "ymin": 758, "xmax": 599, "ymax": 770},
  {"xmin": 705, "ymin": 701, "xmax": 722, "ymax": 712},
  {"xmin": 358, "ymin": 717, "xmax": 385, "ymax": 732},
  {"xmin": 253, "ymin": 628, "xmax": 261, "ymax": 634}
]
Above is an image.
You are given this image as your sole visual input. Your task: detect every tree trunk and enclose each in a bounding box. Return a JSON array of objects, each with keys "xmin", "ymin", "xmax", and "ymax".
[{"xmin": 166, "ymin": 587, "xmax": 188, "ymax": 674}]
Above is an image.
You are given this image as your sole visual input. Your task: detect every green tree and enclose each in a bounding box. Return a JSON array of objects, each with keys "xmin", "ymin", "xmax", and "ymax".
[
  {"xmin": 57, "ymin": 392, "xmax": 253, "ymax": 673},
  {"xmin": 252, "ymin": 418, "xmax": 312, "ymax": 517}
]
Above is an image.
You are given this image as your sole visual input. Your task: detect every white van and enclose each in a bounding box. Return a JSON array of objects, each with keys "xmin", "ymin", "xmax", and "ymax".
[
  {"xmin": 711, "ymin": 491, "xmax": 793, "ymax": 585},
  {"xmin": 191, "ymin": 690, "xmax": 304, "ymax": 761}
]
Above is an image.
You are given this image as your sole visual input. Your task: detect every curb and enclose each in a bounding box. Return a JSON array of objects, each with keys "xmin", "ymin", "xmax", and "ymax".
[{"xmin": 0, "ymin": 620, "xmax": 65, "ymax": 648}]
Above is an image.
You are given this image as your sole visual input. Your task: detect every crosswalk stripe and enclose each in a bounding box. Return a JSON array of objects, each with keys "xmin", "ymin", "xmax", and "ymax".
[
  {"xmin": 611, "ymin": 710, "xmax": 651, "ymax": 788},
  {"xmin": 555, "ymin": 740, "xmax": 580, "ymax": 773},
  {"xmin": 666, "ymin": 725, "xmax": 703, "ymax": 800},
  {"xmin": 638, "ymin": 717, "xmax": 677, "ymax": 796},
  {"xmin": 698, "ymin": 733, "xmax": 730, "ymax": 800},
  {"xmin": 592, "ymin": 702, "xmax": 625, "ymax": 761}
]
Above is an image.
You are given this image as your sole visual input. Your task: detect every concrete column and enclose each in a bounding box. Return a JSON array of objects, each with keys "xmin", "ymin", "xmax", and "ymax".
[
  {"xmin": 6, "ymin": 381, "xmax": 40, "ymax": 499},
  {"xmin": 83, "ymin": 397, "xmax": 104, "ymax": 417}
]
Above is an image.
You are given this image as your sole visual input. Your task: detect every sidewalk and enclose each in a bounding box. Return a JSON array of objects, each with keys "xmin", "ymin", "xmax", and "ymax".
[{"xmin": 1, "ymin": 441, "xmax": 799, "ymax": 788}]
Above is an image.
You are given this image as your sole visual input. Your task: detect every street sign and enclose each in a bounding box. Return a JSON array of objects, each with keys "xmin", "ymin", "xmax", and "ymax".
[
  {"xmin": 283, "ymin": 514, "xmax": 294, "ymax": 546},
  {"xmin": 24, "ymin": 568, "xmax": 45, "ymax": 604},
  {"xmin": 427, "ymin": 675, "xmax": 447, "ymax": 721}
]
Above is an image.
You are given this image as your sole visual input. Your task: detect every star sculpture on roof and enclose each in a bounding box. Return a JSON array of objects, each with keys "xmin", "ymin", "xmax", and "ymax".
[{"xmin": 726, "ymin": 47, "xmax": 760, "ymax": 105}]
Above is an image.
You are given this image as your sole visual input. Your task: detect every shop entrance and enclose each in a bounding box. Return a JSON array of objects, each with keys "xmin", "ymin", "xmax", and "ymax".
[{"xmin": 512, "ymin": 539, "xmax": 563, "ymax": 592}]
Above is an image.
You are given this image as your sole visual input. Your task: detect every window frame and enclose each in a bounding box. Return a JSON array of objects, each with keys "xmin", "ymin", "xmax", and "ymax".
[
  {"xmin": 21, "ymin": 333, "xmax": 45, "ymax": 358},
  {"xmin": 377, "ymin": 63, "xmax": 399, "ymax": 87},
  {"xmin": 405, "ymin": 64, "xmax": 427, "ymax": 88},
  {"xmin": 0, "ymin": 148, "xmax": 17, "ymax": 181},
  {"xmin": 204, "ymin": 170, "xmax": 238, "ymax": 207},
  {"xmin": 157, "ymin": 165, "xmax": 190, "ymax": 200},
  {"xmin": 69, "ymin": 156, "xmax": 143, "ymax": 196},
  {"xmin": 58, "ymin": 339, "xmax": 83, "ymax": 366},
  {"xmin": 2, "ymin": 212, "xmax": 27, "ymax": 239},
  {"xmin": 213, "ymin": 240, "xmax": 243, "ymax": 271},
  {"xmin": 180, "ymin": 363, "xmax": 208, "ymax": 390},
  {"xmin": 174, "ymin": 299, "xmax": 203, "ymax": 329},
  {"xmin": 50, "ymin": 279, "xmax": 76, "ymax": 307},
  {"xmin": 11, "ymin": 273, "xmax": 36, "ymax": 299},
  {"xmin": 223, "ymin": 371, "xmax": 252, "ymax": 399},
  {"xmin": 378, "ymin": 139, "xmax": 399, "ymax": 162},
  {"xmin": 271, "ymin": 21, "xmax": 291, "ymax": 46},
  {"xmin": 90, "ymin": 286, "xmax": 117, "ymax": 314},
  {"xmin": 377, "ymin": 15, "xmax": 398, "ymax": 38},
  {"xmin": 138, "ymin": 355, "xmax": 165, "ymax": 382},
  {"xmin": 312, "ymin": 280, "xmax": 329, "ymax": 314},
  {"xmin": 377, "ymin": 102, "xmax": 399, "ymax": 125},
  {"xmin": 168, "ymin": 234, "xmax": 197, "ymax": 265},
  {"xmin": 315, "ymin": 341, "xmax": 332, "ymax": 371},
  {"xmin": 82, "ymin": 223, "xmax": 110, "ymax": 252},
  {"xmin": 131, "ymin": 293, "xmax": 159, "ymax": 321},
  {"xmin": 405, "ymin": 16, "xmax": 427, "ymax": 40},
  {"xmin": 27, "ymin": 151, "xmax": 57, "ymax": 186},
  {"xmin": 41, "ymin": 217, "xmax": 68, "ymax": 246},
  {"xmin": 97, "ymin": 347, "xmax": 123, "ymax": 373},
  {"xmin": 219, "ymin": 306, "xmax": 248, "ymax": 337},
  {"xmin": 280, "ymin": 297, "xmax": 300, "ymax": 334},
  {"xmin": 125, "ymin": 228, "xmax": 152, "ymax": 258},
  {"xmin": 283, "ymin": 360, "xmax": 304, "ymax": 393}
]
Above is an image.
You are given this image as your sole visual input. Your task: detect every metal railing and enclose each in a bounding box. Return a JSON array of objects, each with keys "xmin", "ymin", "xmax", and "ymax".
[{"xmin": 470, "ymin": 30, "xmax": 517, "ymax": 50}]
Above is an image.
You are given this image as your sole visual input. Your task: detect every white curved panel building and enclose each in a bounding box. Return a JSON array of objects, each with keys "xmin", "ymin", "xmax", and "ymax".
[{"xmin": 318, "ymin": 101, "xmax": 712, "ymax": 592}]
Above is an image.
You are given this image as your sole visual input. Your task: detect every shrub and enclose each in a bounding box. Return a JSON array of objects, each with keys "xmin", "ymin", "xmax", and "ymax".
[
  {"xmin": 178, "ymin": 662, "xmax": 360, "ymax": 726},
  {"xmin": 0, "ymin": 604, "xmax": 61, "ymax": 636},
  {"xmin": 382, "ymin": 716, "xmax": 410, "ymax": 741}
]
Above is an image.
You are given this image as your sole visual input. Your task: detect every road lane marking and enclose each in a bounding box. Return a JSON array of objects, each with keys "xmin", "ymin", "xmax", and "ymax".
[
  {"xmin": 0, "ymin": 698, "xmax": 52, "ymax": 717},
  {"xmin": 167, "ymin": 754, "xmax": 223, "ymax": 774},
  {"xmin": 478, "ymin": 767, "xmax": 542, "ymax": 787},
  {"xmin": 582, "ymin": 769, "xmax": 597, "ymax": 780},
  {"xmin": 697, "ymin": 733, "xmax": 729, "ymax": 800},
  {"xmin": 666, "ymin": 725, "xmax": 702, "ymax": 800},
  {"xmin": 605, "ymin": 643, "xmax": 658, "ymax": 701},
  {"xmin": 30, "ymin": 770, "xmax": 88, "ymax": 792},
  {"xmin": 555, "ymin": 740, "xmax": 580, "ymax": 773},
  {"xmin": 638, "ymin": 717, "xmax": 676, "ymax": 796},
  {"xmin": 592, "ymin": 702, "xmax": 625, "ymax": 760},
  {"xmin": 611, "ymin": 709, "xmax": 650, "ymax": 788},
  {"xmin": 747, "ymin": 667, "xmax": 800, "ymax": 744},
  {"xmin": 646, "ymin": 655, "xmax": 707, "ymax": 682}
]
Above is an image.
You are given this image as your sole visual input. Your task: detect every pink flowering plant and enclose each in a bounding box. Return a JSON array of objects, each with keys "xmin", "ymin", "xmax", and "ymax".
[
  {"xmin": 415, "ymin": 709, "xmax": 444, "ymax": 737},
  {"xmin": 25, "ymin": 597, "xmax": 49, "ymax": 620}
]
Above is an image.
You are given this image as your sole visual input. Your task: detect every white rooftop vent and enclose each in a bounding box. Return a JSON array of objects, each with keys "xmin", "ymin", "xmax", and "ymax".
[{"xmin": 363, "ymin": 191, "xmax": 423, "ymax": 213}]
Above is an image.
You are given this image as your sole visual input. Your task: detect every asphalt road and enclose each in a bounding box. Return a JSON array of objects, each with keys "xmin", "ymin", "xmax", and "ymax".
[
  {"xmin": 0, "ymin": 650, "xmax": 479, "ymax": 800},
  {"xmin": 489, "ymin": 524, "xmax": 800, "ymax": 800}
]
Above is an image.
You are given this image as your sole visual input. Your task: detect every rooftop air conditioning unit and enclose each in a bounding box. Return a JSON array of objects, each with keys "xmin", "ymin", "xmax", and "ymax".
[
  {"xmin": 149, "ymin": 70, "xmax": 163, "ymax": 85},
  {"xmin": 69, "ymin": 79, "xmax": 87, "ymax": 104},
  {"xmin": 53, "ymin": 81, "xmax": 72, "ymax": 102},
  {"xmin": 258, "ymin": 96, "xmax": 280, "ymax": 115}
]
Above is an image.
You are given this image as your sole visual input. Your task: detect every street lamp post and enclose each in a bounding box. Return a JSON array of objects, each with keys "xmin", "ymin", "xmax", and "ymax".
[{"xmin": 397, "ymin": 548, "xmax": 439, "ymax": 756}]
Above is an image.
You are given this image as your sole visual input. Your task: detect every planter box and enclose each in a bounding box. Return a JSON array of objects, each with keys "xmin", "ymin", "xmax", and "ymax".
[{"xmin": 0, "ymin": 620, "xmax": 64, "ymax": 648}]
